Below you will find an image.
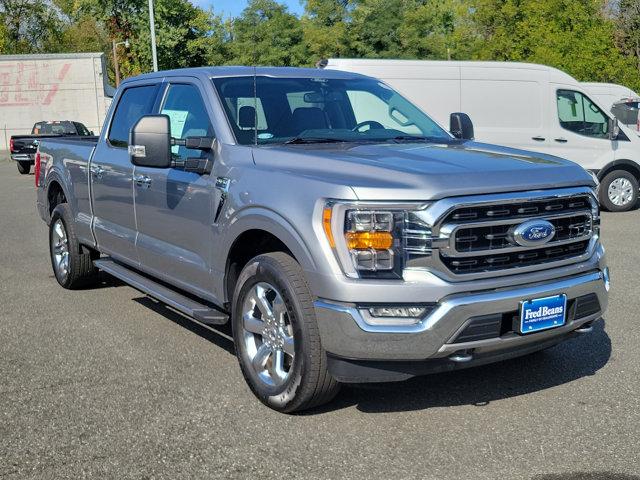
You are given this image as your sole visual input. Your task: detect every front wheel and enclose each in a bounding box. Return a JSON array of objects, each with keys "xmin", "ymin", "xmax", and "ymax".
[
  {"xmin": 599, "ymin": 170, "xmax": 639, "ymax": 212},
  {"xmin": 232, "ymin": 252, "xmax": 340, "ymax": 413},
  {"xmin": 17, "ymin": 161, "xmax": 31, "ymax": 174}
]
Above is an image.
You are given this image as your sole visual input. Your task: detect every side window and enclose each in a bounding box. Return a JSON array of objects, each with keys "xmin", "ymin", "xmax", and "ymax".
[
  {"xmin": 161, "ymin": 83, "xmax": 214, "ymax": 159},
  {"xmin": 557, "ymin": 89, "xmax": 609, "ymax": 139},
  {"xmin": 74, "ymin": 122, "xmax": 90, "ymax": 136},
  {"xmin": 108, "ymin": 85, "xmax": 158, "ymax": 148}
]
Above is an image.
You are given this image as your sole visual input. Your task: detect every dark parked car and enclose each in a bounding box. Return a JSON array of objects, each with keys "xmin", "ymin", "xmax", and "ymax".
[
  {"xmin": 9, "ymin": 121, "xmax": 95, "ymax": 174},
  {"xmin": 611, "ymin": 97, "xmax": 640, "ymax": 133}
]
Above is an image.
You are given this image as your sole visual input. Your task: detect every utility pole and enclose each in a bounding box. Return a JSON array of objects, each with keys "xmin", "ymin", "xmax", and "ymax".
[
  {"xmin": 149, "ymin": 0, "xmax": 158, "ymax": 72},
  {"xmin": 112, "ymin": 39, "xmax": 130, "ymax": 87}
]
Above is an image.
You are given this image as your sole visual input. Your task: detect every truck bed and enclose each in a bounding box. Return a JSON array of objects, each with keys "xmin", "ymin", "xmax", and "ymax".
[
  {"xmin": 12, "ymin": 135, "xmax": 98, "ymax": 162},
  {"xmin": 37, "ymin": 137, "xmax": 99, "ymax": 242}
]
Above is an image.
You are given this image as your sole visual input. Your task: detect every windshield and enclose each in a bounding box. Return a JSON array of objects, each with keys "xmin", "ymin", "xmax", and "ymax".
[
  {"xmin": 36, "ymin": 122, "xmax": 78, "ymax": 135},
  {"xmin": 212, "ymin": 76, "xmax": 451, "ymax": 145}
]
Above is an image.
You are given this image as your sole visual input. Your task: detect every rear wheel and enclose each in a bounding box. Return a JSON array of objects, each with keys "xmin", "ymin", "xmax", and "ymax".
[
  {"xmin": 232, "ymin": 252, "xmax": 340, "ymax": 413},
  {"xmin": 17, "ymin": 161, "xmax": 30, "ymax": 174},
  {"xmin": 599, "ymin": 170, "xmax": 638, "ymax": 212},
  {"xmin": 49, "ymin": 203, "xmax": 99, "ymax": 289}
]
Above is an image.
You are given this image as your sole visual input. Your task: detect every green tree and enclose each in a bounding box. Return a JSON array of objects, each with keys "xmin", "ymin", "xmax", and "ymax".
[
  {"xmin": 302, "ymin": 0, "xmax": 351, "ymax": 60},
  {"xmin": 0, "ymin": 0, "xmax": 64, "ymax": 53},
  {"xmin": 470, "ymin": 0, "xmax": 639, "ymax": 89},
  {"xmin": 0, "ymin": 20, "xmax": 6, "ymax": 53},
  {"xmin": 52, "ymin": 15, "xmax": 110, "ymax": 54},
  {"xmin": 230, "ymin": 0, "xmax": 308, "ymax": 66},
  {"xmin": 399, "ymin": 0, "xmax": 479, "ymax": 60},
  {"xmin": 346, "ymin": 0, "xmax": 417, "ymax": 58},
  {"xmin": 616, "ymin": 0, "xmax": 640, "ymax": 75},
  {"xmin": 133, "ymin": 0, "xmax": 212, "ymax": 71}
]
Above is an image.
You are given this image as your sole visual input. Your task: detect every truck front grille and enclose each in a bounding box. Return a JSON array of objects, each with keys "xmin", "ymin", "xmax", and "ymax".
[
  {"xmin": 433, "ymin": 192, "xmax": 597, "ymax": 277},
  {"xmin": 454, "ymin": 213, "xmax": 592, "ymax": 253},
  {"xmin": 442, "ymin": 240, "xmax": 590, "ymax": 274}
]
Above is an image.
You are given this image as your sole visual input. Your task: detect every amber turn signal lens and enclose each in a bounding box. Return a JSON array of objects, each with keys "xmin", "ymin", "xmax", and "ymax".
[
  {"xmin": 345, "ymin": 231, "xmax": 394, "ymax": 250},
  {"xmin": 323, "ymin": 207, "xmax": 335, "ymax": 248}
]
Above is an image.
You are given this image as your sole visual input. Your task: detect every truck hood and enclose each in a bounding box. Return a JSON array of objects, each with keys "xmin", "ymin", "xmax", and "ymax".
[{"xmin": 252, "ymin": 140, "xmax": 595, "ymax": 200}]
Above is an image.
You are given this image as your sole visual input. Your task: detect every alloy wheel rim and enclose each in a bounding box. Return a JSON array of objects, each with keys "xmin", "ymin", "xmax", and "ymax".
[
  {"xmin": 52, "ymin": 219, "xmax": 69, "ymax": 281},
  {"xmin": 608, "ymin": 177, "xmax": 634, "ymax": 206},
  {"xmin": 241, "ymin": 282, "xmax": 295, "ymax": 387}
]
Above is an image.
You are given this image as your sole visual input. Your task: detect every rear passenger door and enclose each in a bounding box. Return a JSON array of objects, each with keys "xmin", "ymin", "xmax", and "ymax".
[
  {"xmin": 91, "ymin": 82, "xmax": 160, "ymax": 265},
  {"xmin": 133, "ymin": 80, "xmax": 217, "ymax": 296}
]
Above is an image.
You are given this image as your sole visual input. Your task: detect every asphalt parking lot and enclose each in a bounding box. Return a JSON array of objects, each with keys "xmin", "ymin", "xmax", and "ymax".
[{"xmin": 0, "ymin": 153, "xmax": 638, "ymax": 480}]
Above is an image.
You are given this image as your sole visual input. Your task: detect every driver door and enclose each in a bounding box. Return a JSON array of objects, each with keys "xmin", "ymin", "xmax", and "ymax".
[
  {"xmin": 133, "ymin": 80, "xmax": 217, "ymax": 296},
  {"xmin": 546, "ymin": 86, "xmax": 615, "ymax": 170}
]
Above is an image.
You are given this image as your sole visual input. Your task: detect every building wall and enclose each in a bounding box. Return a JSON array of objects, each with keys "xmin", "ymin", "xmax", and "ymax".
[{"xmin": 0, "ymin": 53, "xmax": 114, "ymax": 150}]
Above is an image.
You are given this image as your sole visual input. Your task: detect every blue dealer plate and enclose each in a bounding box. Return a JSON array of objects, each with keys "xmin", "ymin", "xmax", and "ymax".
[{"xmin": 519, "ymin": 294, "xmax": 567, "ymax": 334}]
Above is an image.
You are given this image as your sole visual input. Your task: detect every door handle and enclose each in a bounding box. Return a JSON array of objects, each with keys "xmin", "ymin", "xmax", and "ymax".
[
  {"xmin": 90, "ymin": 165, "xmax": 105, "ymax": 179},
  {"xmin": 554, "ymin": 137, "xmax": 568, "ymax": 143},
  {"xmin": 134, "ymin": 174, "xmax": 152, "ymax": 188},
  {"xmin": 531, "ymin": 136, "xmax": 546, "ymax": 141}
]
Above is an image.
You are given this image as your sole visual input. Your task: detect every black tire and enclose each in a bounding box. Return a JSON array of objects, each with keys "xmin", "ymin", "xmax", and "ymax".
[
  {"xmin": 599, "ymin": 170, "xmax": 639, "ymax": 212},
  {"xmin": 232, "ymin": 252, "xmax": 340, "ymax": 413},
  {"xmin": 17, "ymin": 161, "xmax": 31, "ymax": 174},
  {"xmin": 49, "ymin": 203, "xmax": 99, "ymax": 289}
]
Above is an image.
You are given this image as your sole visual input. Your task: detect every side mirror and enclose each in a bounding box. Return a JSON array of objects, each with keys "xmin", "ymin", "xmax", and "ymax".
[
  {"xmin": 450, "ymin": 112, "xmax": 474, "ymax": 140},
  {"xmin": 608, "ymin": 117, "xmax": 620, "ymax": 141},
  {"xmin": 129, "ymin": 114, "xmax": 172, "ymax": 168}
]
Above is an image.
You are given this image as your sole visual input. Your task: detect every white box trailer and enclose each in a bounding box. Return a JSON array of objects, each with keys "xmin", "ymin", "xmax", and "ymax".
[
  {"xmin": 326, "ymin": 58, "xmax": 640, "ymax": 211},
  {"xmin": 0, "ymin": 52, "xmax": 114, "ymax": 151}
]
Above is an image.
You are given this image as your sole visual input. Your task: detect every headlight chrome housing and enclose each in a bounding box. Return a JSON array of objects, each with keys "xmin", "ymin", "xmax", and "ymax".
[{"xmin": 323, "ymin": 201, "xmax": 432, "ymax": 279}]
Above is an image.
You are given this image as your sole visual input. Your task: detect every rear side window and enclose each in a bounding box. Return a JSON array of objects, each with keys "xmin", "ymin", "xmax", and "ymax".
[{"xmin": 108, "ymin": 85, "xmax": 158, "ymax": 148}]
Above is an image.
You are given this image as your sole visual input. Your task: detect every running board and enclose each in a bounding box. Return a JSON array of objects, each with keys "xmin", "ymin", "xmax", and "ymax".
[{"xmin": 94, "ymin": 258, "xmax": 229, "ymax": 325}]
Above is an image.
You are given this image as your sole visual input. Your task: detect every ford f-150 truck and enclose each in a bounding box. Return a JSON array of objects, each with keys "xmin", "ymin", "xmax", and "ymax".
[
  {"xmin": 10, "ymin": 120, "xmax": 95, "ymax": 174},
  {"xmin": 36, "ymin": 67, "xmax": 610, "ymax": 412}
]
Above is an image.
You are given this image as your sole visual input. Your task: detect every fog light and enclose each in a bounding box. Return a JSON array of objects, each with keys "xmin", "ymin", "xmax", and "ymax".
[
  {"xmin": 369, "ymin": 306, "xmax": 429, "ymax": 318},
  {"xmin": 359, "ymin": 304, "xmax": 436, "ymax": 327}
]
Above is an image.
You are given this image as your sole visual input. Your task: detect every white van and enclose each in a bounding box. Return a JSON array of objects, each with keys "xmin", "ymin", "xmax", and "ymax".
[
  {"xmin": 581, "ymin": 82, "xmax": 639, "ymax": 110},
  {"xmin": 325, "ymin": 58, "xmax": 640, "ymax": 211}
]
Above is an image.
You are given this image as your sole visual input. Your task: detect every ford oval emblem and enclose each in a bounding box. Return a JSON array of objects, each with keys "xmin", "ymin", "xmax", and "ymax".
[{"xmin": 511, "ymin": 220, "xmax": 556, "ymax": 247}]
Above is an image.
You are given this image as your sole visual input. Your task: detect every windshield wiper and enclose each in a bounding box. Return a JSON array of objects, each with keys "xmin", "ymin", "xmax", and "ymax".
[
  {"xmin": 388, "ymin": 135, "xmax": 433, "ymax": 142},
  {"xmin": 283, "ymin": 136, "xmax": 347, "ymax": 145}
]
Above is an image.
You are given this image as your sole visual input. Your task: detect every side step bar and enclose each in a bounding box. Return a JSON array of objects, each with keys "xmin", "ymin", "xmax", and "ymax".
[{"xmin": 94, "ymin": 258, "xmax": 229, "ymax": 325}]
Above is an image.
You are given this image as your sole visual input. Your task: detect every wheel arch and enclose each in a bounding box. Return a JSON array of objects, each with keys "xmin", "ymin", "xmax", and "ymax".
[
  {"xmin": 45, "ymin": 176, "xmax": 69, "ymax": 220},
  {"xmin": 220, "ymin": 209, "xmax": 319, "ymax": 306},
  {"xmin": 597, "ymin": 159, "xmax": 640, "ymax": 182}
]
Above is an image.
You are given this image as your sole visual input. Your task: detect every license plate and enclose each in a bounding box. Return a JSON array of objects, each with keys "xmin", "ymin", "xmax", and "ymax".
[{"xmin": 519, "ymin": 294, "xmax": 567, "ymax": 334}]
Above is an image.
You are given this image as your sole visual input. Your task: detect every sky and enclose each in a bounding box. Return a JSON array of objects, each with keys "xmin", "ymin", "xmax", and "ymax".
[{"xmin": 192, "ymin": 0, "xmax": 305, "ymax": 18}]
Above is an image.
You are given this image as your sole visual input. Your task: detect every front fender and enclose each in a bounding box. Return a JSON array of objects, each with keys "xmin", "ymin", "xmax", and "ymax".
[{"xmin": 219, "ymin": 206, "xmax": 318, "ymax": 271}]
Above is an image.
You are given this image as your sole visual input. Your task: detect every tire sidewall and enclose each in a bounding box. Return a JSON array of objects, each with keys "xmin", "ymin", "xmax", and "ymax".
[
  {"xmin": 232, "ymin": 255, "xmax": 308, "ymax": 411},
  {"xmin": 600, "ymin": 170, "xmax": 638, "ymax": 212},
  {"xmin": 49, "ymin": 205, "xmax": 75, "ymax": 288},
  {"xmin": 17, "ymin": 161, "xmax": 30, "ymax": 174}
]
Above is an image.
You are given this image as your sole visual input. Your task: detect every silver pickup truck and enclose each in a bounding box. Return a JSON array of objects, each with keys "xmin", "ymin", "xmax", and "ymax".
[{"xmin": 36, "ymin": 66, "xmax": 609, "ymax": 412}]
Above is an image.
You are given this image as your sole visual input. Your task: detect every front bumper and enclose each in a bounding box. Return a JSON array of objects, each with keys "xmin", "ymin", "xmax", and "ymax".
[{"xmin": 315, "ymin": 268, "xmax": 608, "ymax": 380}]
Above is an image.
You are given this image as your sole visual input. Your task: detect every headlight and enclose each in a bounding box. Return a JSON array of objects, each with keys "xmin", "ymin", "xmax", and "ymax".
[{"xmin": 322, "ymin": 201, "xmax": 432, "ymax": 279}]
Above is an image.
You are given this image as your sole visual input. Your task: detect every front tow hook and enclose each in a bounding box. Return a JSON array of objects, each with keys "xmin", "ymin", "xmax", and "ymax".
[{"xmin": 574, "ymin": 322, "xmax": 594, "ymax": 334}]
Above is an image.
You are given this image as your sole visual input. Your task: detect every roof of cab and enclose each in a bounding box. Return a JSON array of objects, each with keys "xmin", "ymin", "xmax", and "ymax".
[{"xmin": 121, "ymin": 66, "xmax": 370, "ymax": 85}]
